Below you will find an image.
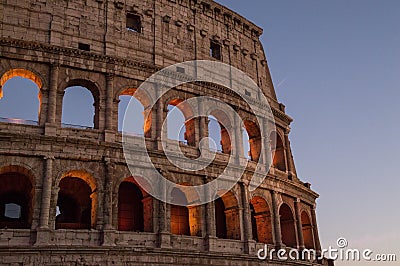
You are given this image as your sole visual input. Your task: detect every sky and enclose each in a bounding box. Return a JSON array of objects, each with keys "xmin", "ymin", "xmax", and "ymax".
[
  {"xmin": 0, "ymin": 1, "xmax": 399, "ymax": 265},
  {"xmin": 215, "ymin": 0, "xmax": 400, "ymax": 265}
]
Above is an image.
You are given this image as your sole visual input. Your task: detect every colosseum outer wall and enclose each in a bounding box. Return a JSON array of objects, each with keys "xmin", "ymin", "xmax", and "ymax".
[{"xmin": 0, "ymin": 0, "xmax": 331, "ymax": 265}]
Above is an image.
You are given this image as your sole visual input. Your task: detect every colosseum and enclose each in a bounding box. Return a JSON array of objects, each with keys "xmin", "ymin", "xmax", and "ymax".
[{"xmin": 0, "ymin": 0, "xmax": 332, "ymax": 265}]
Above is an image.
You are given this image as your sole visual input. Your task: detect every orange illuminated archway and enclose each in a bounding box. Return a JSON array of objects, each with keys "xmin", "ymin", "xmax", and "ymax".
[
  {"xmin": 56, "ymin": 170, "xmax": 97, "ymax": 230},
  {"xmin": 0, "ymin": 69, "xmax": 43, "ymax": 98},
  {"xmin": 301, "ymin": 211, "xmax": 315, "ymax": 249},
  {"xmin": 250, "ymin": 196, "xmax": 273, "ymax": 244},
  {"xmin": 0, "ymin": 69, "xmax": 43, "ymax": 123}
]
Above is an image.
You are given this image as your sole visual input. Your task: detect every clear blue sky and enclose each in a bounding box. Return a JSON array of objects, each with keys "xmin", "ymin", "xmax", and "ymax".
[
  {"xmin": 216, "ymin": 0, "xmax": 400, "ymax": 265},
  {"xmin": 0, "ymin": 1, "xmax": 399, "ymax": 264}
]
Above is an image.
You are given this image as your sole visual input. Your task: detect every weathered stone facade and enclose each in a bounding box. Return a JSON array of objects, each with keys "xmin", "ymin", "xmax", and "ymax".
[{"xmin": 0, "ymin": 0, "xmax": 332, "ymax": 265}]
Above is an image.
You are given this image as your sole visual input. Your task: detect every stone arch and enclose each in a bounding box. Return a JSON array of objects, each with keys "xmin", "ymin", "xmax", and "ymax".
[
  {"xmin": 301, "ymin": 210, "xmax": 314, "ymax": 249},
  {"xmin": 0, "ymin": 68, "xmax": 44, "ymax": 94},
  {"xmin": 113, "ymin": 174, "xmax": 152, "ymax": 196},
  {"xmin": 279, "ymin": 203, "xmax": 297, "ymax": 248},
  {"xmin": 250, "ymin": 195, "xmax": 273, "ymax": 244},
  {"xmin": 164, "ymin": 95, "xmax": 196, "ymax": 119},
  {"xmin": 117, "ymin": 177, "xmax": 146, "ymax": 232},
  {"xmin": 208, "ymin": 109, "xmax": 233, "ymax": 154},
  {"xmin": 270, "ymin": 131, "xmax": 286, "ymax": 172},
  {"xmin": 165, "ymin": 96, "xmax": 196, "ymax": 146},
  {"xmin": 112, "ymin": 169, "xmax": 154, "ymax": 230},
  {"xmin": 60, "ymin": 79, "xmax": 101, "ymax": 129},
  {"xmin": 169, "ymin": 184, "xmax": 202, "ymax": 237},
  {"xmin": 116, "ymin": 87, "xmax": 152, "ymax": 138},
  {"xmin": 55, "ymin": 170, "xmax": 98, "ymax": 230},
  {"xmin": 0, "ymin": 68, "xmax": 44, "ymax": 124},
  {"xmin": 115, "ymin": 85, "xmax": 154, "ymax": 108},
  {"xmin": 200, "ymin": 99, "xmax": 235, "ymax": 154},
  {"xmin": 243, "ymin": 119, "xmax": 262, "ymax": 161},
  {"xmin": 170, "ymin": 187, "xmax": 190, "ymax": 236},
  {"xmin": 0, "ymin": 165, "xmax": 35, "ymax": 229},
  {"xmin": 166, "ymin": 183, "xmax": 201, "ymax": 206},
  {"xmin": 0, "ymin": 164, "xmax": 37, "ymax": 181},
  {"xmin": 113, "ymin": 78, "xmax": 141, "ymax": 100},
  {"xmin": 215, "ymin": 190, "xmax": 241, "ymax": 240}
]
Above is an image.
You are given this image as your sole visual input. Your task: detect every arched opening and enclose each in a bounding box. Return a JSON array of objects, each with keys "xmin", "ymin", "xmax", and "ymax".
[
  {"xmin": 242, "ymin": 128, "xmax": 251, "ymax": 160},
  {"xmin": 0, "ymin": 69, "xmax": 42, "ymax": 125},
  {"xmin": 279, "ymin": 203, "xmax": 297, "ymax": 248},
  {"xmin": 118, "ymin": 88, "xmax": 151, "ymax": 138},
  {"xmin": 270, "ymin": 131, "xmax": 286, "ymax": 172},
  {"xmin": 167, "ymin": 99, "xmax": 195, "ymax": 146},
  {"xmin": 301, "ymin": 211, "xmax": 314, "ymax": 249},
  {"xmin": 56, "ymin": 172, "xmax": 97, "ymax": 230},
  {"xmin": 170, "ymin": 188, "xmax": 190, "ymax": 236},
  {"xmin": 243, "ymin": 120, "xmax": 261, "ymax": 162},
  {"xmin": 214, "ymin": 191, "xmax": 240, "ymax": 240},
  {"xmin": 208, "ymin": 110, "xmax": 232, "ymax": 155},
  {"xmin": 215, "ymin": 197, "xmax": 227, "ymax": 239},
  {"xmin": 250, "ymin": 203, "xmax": 258, "ymax": 241},
  {"xmin": 0, "ymin": 168, "xmax": 34, "ymax": 229},
  {"xmin": 62, "ymin": 86, "xmax": 96, "ymax": 129},
  {"xmin": 118, "ymin": 181, "xmax": 144, "ymax": 232},
  {"xmin": 250, "ymin": 196, "xmax": 273, "ymax": 244},
  {"xmin": 208, "ymin": 115, "xmax": 223, "ymax": 152}
]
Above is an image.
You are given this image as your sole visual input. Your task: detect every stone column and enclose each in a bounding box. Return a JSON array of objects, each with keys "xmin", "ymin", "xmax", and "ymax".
[
  {"xmin": 271, "ymin": 190, "xmax": 282, "ymax": 248},
  {"xmin": 154, "ymin": 87, "xmax": 165, "ymax": 150},
  {"xmin": 198, "ymin": 98, "xmax": 209, "ymax": 153},
  {"xmin": 294, "ymin": 199, "xmax": 305, "ymax": 249},
  {"xmin": 199, "ymin": 116, "xmax": 209, "ymax": 148},
  {"xmin": 49, "ymin": 186, "xmax": 59, "ymax": 230},
  {"xmin": 234, "ymin": 113, "xmax": 244, "ymax": 164},
  {"xmin": 204, "ymin": 177, "xmax": 216, "ymax": 237},
  {"xmin": 282, "ymin": 140, "xmax": 289, "ymax": 174},
  {"xmin": 311, "ymin": 204, "xmax": 322, "ymax": 253},
  {"xmin": 105, "ymin": 74, "xmax": 114, "ymax": 130},
  {"xmin": 156, "ymin": 176, "xmax": 171, "ymax": 248},
  {"xmin": 39, "ymin": 156, "xmax": 54, "ymax": 228},
  {"xmin": 284, "ymin": 129, "xmax": 296, "ymax": 179},
  {"xmin": 142, "ymin": 196, "xmax": 153, "ymax": 232},
  {"xmin": 102, "ymin": 159, "xmax": 116, "ymax": 247},
  {"xmin": 44, "ymin": 64, "xmax": 59, "ymax": 135},
  {"xmin": 261, "ymin": 117, "xmax": 272, "ymax": 171},
  {"xmin": 204, "ymin": 176, "xmax": 217, "ymax": 251},
  {"xmin": 46, "ymin": 64, "xmax": 59, "ymax": 124},
  {"xmin": 35, "ymin": 156, "xmax": 55, "ymax": 246},
  {"xmin": 104, "ymin": 74, "xmax": 114, "ymax": 142},
  {"xmin": 184, "ymin": 117, "xmax": 197, "ymax": 146},
  {"xmin": 240, "ymin": 182, "xmax": 255, "ymax": 254},
  {"xmin": 103, "ymin": 159, "xmax": 114, "ymax": 230}
]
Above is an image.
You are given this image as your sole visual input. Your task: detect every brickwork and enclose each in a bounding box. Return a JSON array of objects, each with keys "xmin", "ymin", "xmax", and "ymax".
[{"xmin": 0, "ymin": 0, "xmax": 330, "ymax": 265}]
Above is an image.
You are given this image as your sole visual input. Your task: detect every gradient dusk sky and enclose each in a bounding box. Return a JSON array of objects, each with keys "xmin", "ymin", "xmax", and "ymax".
[
  {"xmin": 215, "ymin": 0, "xmax": 400, "ymax": 265},
  {"xmin": 0, "ymin": 1, "xmax": 399, "ymax": 265}
]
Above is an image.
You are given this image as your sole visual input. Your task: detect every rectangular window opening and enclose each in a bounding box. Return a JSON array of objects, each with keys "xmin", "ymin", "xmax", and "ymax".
[
  {"xmin": 127, "ymin": 13, "xmax": 142, "ymax": 33},
  {"xmin": 78, "ymin": 43, "xmax": 90, "ymax": 51},
  {"xmin": 210, "ymin": 41, "xmax": 221, "ymax": 60}
]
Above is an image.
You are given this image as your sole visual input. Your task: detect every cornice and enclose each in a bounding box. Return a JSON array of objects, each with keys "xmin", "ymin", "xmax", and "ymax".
[{"xmin": 0, "ymin": 37, "xmax": 159, "ymax": 72}]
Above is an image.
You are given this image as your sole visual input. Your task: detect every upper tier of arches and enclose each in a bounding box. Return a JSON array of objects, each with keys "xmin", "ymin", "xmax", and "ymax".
[{"xmin": 0, "ymin": 68, "xmax": 290, "ymax": 172}]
